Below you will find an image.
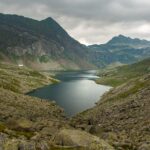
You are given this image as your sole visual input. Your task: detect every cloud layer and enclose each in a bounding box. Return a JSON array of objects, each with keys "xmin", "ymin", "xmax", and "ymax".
[{"xmin": 0, "ymin": 0, "xmax": 150, "ymax": 44}]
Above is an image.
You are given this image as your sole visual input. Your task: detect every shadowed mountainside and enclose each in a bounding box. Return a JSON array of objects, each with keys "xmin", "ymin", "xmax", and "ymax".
[
  {"xmin": 0, "ymin": 13, "xmax": 150, "ymax": 70},
  {"xmin": 0, "ymin": 13, "xmax": 95, "ymax": 70}
]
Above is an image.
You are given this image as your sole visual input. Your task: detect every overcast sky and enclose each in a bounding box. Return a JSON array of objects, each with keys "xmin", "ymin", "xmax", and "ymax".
[{"xmin": 0, "ymin": 0, "xmax": 150, "ymax": 45}]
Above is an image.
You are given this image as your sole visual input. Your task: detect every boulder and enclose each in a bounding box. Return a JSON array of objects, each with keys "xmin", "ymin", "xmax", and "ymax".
[
  {"xmin": 52, "ymin": 129, "xmax": 114, "ymax": 149},
  {"xmin": 6, "ymin": 118, "xmax": 34, "ymax": 131},
  {"xmin": 40, "ymin": 127, "xmax": 59, "ymax": 136}
]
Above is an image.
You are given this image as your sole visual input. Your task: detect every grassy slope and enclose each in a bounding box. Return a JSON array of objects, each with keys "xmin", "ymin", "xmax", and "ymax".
[
  {"xmin": 96, "ymin": 58, "xmax": 150, "ymax": 87},
  {"xmin": 72, "ymin": 59, "xmax": 150, "ymax": 149},
  {"xmin": 0, "ymin": 63, "xmax": 59, "ymax": 93}
]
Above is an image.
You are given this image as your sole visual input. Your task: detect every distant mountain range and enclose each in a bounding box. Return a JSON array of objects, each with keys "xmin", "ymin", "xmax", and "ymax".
[
  {"xmin": 0, "ymin": 13, "xmax": 150, "ymax": 70},
  {"xmin": 88, "ymin": 35, "xmax": 150, "ymax": 67}
]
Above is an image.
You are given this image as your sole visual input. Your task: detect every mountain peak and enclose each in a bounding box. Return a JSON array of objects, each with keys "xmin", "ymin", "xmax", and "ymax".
[
  {"xmin": 118, "ymin": 34, "xmax": 131, "ymax": 39},
  {"xmin": 41, "ymin": 17, "xmax": 56, "ymax": 24},
  {"xmin": 40, "ymin": 16, "xmax": 69, "ymax": 36},
  {"xmin": 105, "ymin": 34, "xmax": 150, "ymax": 49},
  {"xmin": 114, "ymin": 34, "xmax": 130, "ymax": 40},
  {"xmin": 106, "ymin": 35, "xmax": 130, "ymax": 45},
  {"xmin": 118, "ymin": 34, "xmax": 126, "ymax": 38}
]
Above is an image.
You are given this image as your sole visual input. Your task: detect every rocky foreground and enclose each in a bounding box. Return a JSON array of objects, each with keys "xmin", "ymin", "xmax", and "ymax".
[
  {"xmin": 0, "ymin": 63, "xmax": 113, "ymax": 150},
  {"xmin": 71, "ymin": 74, "xmax": 150, "ymax": 150},
  {"xmin": 0, "ymin": 61, "xmax": 149, "ymax": 149}
]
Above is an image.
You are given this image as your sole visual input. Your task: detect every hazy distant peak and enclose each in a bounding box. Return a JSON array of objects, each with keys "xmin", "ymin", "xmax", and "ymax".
[
  {"xmin": 112, "ymin": 34, "xmax": 130, "ymax": 40},
  {"xmin": 118, "ymin": 34, "xmax": 127, "ymax": 38},
  {"xmin": 107, "ymin": 34, "xmax": 150, "ymax": 46}
]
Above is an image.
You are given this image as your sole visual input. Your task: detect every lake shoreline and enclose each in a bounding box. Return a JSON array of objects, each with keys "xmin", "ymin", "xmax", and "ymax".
[{"xmin": 27, "ymin": 70, "xmax": 111, "ymax": 116}]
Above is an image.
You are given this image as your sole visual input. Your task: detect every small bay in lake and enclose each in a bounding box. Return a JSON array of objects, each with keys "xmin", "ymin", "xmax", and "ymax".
[{"xmin": 28, "ymin": 70, "xmax": 111, "ymax": 116}]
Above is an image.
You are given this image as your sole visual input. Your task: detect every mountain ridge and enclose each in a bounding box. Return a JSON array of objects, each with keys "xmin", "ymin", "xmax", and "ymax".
[
  {"xmin": 0, "ymin": 13, "xmax": 95, "ymax": 70},
  {"xmin": 106, "ymin": 34, "xmax": 150, "ymax": 47},
  {"xmin": 0, "ymin": 13, "xmax": 150, "ymax": 70},
  {"xmin": 88, "ymin": 34, "xmax": 150, "ymax": 67}
]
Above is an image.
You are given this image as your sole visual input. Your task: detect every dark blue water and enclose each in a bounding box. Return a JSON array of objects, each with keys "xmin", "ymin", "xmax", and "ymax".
[{"xmin": 28, "ymin": 70, "xmax": 111, "ymax": 116}]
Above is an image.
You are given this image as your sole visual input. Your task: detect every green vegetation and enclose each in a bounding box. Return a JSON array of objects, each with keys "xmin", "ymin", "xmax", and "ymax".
[
  {"xmin": 96, "ymin": 58, "xmax": 150, "ymax": 86},
  {"xmin": 28, "ymin": 70, "xmax": 45, "ymax": 78},
  {"xmin": 39, "ymin": 55, "xmax": 50, "ymax": 63}
]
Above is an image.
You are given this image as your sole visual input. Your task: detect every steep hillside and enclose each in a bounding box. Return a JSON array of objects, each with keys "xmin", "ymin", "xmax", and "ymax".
[
  {"xmin": 71, "ymin": 59, "xmax": 150, "ymax": 150},
  {"xmin": 88, "ymin": 35, "xmax": 150, "ymax": 68},
  {"xmin": 0, "ymin": 13, "xmax": 95, "ymax": 70}
]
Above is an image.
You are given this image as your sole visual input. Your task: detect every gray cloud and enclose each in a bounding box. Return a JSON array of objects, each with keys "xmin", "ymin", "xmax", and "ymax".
[{"xmin": 0, "ymin": 0, "xmax": 150, "ymax": 44}]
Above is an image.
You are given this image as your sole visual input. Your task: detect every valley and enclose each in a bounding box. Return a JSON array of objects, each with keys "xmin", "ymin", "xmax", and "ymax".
[
  {"xmin": 0, "ymin": 13, "xmax": 150, "ymax": 150},
  {"xmin": 0, "ymin": 57, "xmax": 149, "ymax": 149},
  {"xmin": 0, "ymin": 63, "xmax": 114, "ymax": 150}
]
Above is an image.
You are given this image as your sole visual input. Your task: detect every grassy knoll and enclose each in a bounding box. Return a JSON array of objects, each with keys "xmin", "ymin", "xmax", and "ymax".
[{"xmin": 96, "ymin": 58, "xmax": 150, "ymax": 87}]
